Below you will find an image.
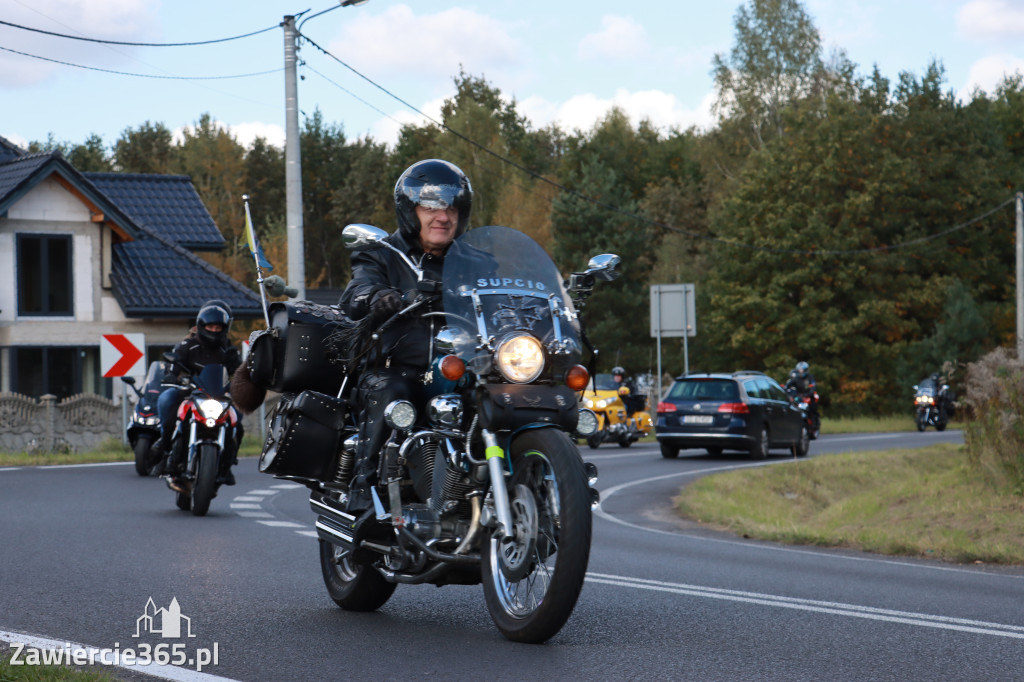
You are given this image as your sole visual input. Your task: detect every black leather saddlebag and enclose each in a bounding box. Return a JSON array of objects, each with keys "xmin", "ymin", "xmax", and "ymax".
[
  {"xmin": 248, "ymin": 301, "xmax": 353, "ymax": 395},
  {"xmin": 258, "ymin": 390, "xmax": 348, "ymax": 480},
  {"xmin": 476, "ymin": 384, "xmax": 579, "ymax": 432}
]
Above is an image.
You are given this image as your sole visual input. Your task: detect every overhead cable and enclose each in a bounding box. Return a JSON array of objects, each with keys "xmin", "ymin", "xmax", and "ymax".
[{"xmin": 0, "ymin": 18, "xmax": 278, "ymax": 46}]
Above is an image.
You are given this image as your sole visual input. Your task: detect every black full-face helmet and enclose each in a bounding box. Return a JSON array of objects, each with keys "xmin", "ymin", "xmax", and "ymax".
[
  {"xmin": 196, "ymin": 301, "xmax": 231, "ymax": 348},
  {"xmin": 394, "ymin": 159, "xmax": 473, "ymax": 239}
]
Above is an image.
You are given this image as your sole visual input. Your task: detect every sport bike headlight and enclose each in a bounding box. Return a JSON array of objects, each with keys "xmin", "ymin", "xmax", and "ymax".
[
  {"xmin": 198, "ymin": 399, "xmax": 225, "ymax": 420},
  {"xmin": 494, "ymin": 333, "xmax": 545, "ymax": 383}
]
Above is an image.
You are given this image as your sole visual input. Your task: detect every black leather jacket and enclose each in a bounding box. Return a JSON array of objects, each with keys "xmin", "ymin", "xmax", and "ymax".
[
  {"xmin": 165, "ymin": 332, "xmax": 241, "ymax": 381},
  {"xmin": 339, "ymin": 230, "xmax": 444, "ymax": 370}
]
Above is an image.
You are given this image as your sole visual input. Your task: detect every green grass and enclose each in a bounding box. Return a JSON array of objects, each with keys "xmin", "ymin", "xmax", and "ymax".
[
  {"xmin": 0, "ymin": 434, "xmax": 265, "ymax": 468},
  {"xmin": 676, "ymin": 443, "xmax": 1024, "ymax": 565}
]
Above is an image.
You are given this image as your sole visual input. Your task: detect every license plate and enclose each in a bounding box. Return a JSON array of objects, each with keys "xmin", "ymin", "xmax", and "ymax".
[{"xmin": 682, "ymin": 415, "xmax": 714, "ymax": 425}]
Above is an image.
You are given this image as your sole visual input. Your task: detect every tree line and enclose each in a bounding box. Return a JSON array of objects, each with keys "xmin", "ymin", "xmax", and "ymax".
[{"xmin": 32, "ymin": 0, "xmax": 1024, "ymax": 415}]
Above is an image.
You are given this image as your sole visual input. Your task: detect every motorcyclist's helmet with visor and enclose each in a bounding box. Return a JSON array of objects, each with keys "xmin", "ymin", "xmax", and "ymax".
[
  {"xmin": 612, "ymin": 366, "xmax": 625, "ymax": 378},
  {"xmin": 796, "ymin": 361, "xmax": 809, "ymax": 376},
  {"xmin": 196, "ymin": 301, "xmax": 231, "ymax": 348},
  {"xmin": 394, "ymin": 159, "xmax": 473, "ymax": 238}
]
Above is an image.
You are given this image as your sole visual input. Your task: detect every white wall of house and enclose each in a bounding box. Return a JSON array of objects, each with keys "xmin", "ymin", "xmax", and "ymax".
[{"xmin": 0, "ymin": 177, "xmax": 194, "ymax": 395}]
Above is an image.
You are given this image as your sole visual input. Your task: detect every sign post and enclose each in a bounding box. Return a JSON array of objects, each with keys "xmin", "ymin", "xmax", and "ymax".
[
  {"xmin": 650, "ymin": 284, "xmax": 696, "ymax": 402},
  {"xmin": 101, "ymin": 334, "xmax": 146, "ymax": 446}
]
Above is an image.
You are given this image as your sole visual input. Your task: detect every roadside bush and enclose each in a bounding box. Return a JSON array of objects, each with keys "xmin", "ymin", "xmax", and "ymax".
[{"xmin": 962, "ymin": 347, "xmax": 1024, "ymax": 495}]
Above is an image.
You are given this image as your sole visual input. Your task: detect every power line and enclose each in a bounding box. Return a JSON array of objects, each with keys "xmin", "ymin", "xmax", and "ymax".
[
  {"xmin": 297, "ymin": 30, "xmax": 1016, "ymax": 257},
  {"xmin": 0, "ymin": 44, "xmax": 282, "ymax": 80},
  {"xmin": 0, "ymin": 18, "xmax": 278, "ymax": 46}
]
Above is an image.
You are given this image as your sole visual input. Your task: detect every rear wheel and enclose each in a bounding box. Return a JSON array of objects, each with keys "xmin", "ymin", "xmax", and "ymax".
[
  {"xmin": 319, "ymin": 539, "xmax": 396, "ymax": 611},
  {"xmin": 660, "ymin": 442, "xmax": 680, "ymax": 459},
  {"xmin": 482, "ymin": 429, "xmax": 591, "ymax": 644},
  {"xmin": 749, "ymin": 426, "xmax": 769, "ymax": 459},
  {"xmin": 133, "ymin": 435, "xmax": 153, "ymax": 476},
  {"xmin": 190, "ymin": 443, "xmax": 219, "ymax": 516}
]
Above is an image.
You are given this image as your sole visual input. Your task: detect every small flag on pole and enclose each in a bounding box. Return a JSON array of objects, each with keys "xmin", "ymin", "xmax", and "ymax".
[{"xmin": 244, "ymin": 198, "xmax": 274, "ymax": 271}]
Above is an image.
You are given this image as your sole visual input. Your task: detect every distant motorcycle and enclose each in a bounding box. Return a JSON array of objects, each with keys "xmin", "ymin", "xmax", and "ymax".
[
  {"xmin": 162, "ymin": 361, "xmax": 242, "ymax": 516},
  {"xmin": 120, "ymin": 360, "xmax": 165, "ymax": 476},
  {"xmin": 785, "ymin": 385, "xmax": 820, "ymax": 440},
  {"xmin": 582, "ymin": 373, "xmax": 652, "ymax": 448},
  {"xmin": 913, "ymin": 380, "xmax": 949, "ymax": 432}
]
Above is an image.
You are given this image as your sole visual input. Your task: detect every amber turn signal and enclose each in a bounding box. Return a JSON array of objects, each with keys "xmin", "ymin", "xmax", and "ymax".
[
  {"xmin": 565, "ymin": 364, "xmax": 589, "ymax": 391},
  {"xmin": 440, "ymin": 354, "xmax": 465, "ymax": 381}
]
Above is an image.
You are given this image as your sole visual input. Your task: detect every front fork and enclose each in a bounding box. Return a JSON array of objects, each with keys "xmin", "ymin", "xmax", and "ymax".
[
  {"xmin": 185, "ymin": 421, "xmax": 226, "ymax": 472},
  {"xmin": 482, "ymin": 429, "xmax": 514, "ymax": 540}
]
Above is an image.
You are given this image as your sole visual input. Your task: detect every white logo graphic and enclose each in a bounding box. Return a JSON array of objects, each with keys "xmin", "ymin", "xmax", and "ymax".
[{"xmin": 133, "ymin": 597, "xmax": 195, "ymax": 639}]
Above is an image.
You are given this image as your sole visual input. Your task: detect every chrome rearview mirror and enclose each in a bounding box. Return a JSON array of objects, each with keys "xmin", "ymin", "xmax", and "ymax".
[
  {"xmin": 342, "ymin": 223, "xmax": 424, "ymax": 281},
  {"xmin": 342, "ymin": 223, "xmax": 389, "ymax": 251},
  {"xmin": 585, "ymin": 253, "xmax": 621, "ymax": 281}
]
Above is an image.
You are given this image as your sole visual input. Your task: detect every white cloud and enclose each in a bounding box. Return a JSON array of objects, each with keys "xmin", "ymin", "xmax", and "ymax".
[
  {"xmin": 520, "ymin": 89, "xmax": 716, "ymax": 136},
  {"xmin": 329, "ymin": 4, "xmax": 519, "ymax": 80},
  {"xmin": 957, "ymin": 0, "xmax": 1024, "ymax": 40},
  {"xmin": 961, "ymin": 53, "xmax": 1024, "ymax": 95},
  {"xmin": 0, "ymin": 0, "xmax": 159, "ymax": 86},
  {"xmin": 577, "ymin": 15, "xmax": 648, "ymax": 61},
  {"xmin": 229, "ymin": 122, "xmax": 285, "ymax": 149}
]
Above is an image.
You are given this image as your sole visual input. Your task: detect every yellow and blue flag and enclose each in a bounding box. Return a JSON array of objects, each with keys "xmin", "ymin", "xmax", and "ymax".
[{"xmin": 244, "ymin": 198, "xmax": 273, "ymax": 271}]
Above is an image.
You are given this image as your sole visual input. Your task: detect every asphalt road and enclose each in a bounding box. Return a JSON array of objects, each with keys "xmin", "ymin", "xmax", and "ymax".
[{"xmin": 3, "ymin": 428, "xmax": 1023, "ymax": 681}]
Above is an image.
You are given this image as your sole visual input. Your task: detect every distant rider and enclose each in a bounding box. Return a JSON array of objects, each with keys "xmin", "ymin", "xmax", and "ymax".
[
  {"xmin": 785, "ymin": 361, "xmax": 819, "ymax": 420},
  {"xmin": 153, "ymin": 301, "xmax": 242, "ymax": 485},
  {"xmin": 611, "ymin": 366, "xmax": 645, "ymax": 417}
]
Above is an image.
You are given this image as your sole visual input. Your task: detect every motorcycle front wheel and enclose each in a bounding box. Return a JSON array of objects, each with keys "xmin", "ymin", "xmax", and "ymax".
[
  {"xmin": 916, "ymin": 411, "xmax": 927, "ymax": 432},
  {"xmin": 482, "ymin": 428, "xmax": 592, "ymax": 644},
  {"xmin": 190, "ymin": 443, "xmax": 219, "ymax": 516},
  {"xmin": 133, "ymin": 435, "xmax": 153, "ymax": 476},
  {"xmin": 318, "ymin": 540, "xmax": 396, "ymax": 611}
]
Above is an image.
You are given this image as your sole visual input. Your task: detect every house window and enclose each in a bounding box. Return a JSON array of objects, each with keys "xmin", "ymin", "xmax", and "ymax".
[
  {"xmin": 17, "ymin": 234, "xmax": 73, "ymax": 316},
  {"xmin": 11, "ymin": 347, "xmax": 109, "ymax": 399}
]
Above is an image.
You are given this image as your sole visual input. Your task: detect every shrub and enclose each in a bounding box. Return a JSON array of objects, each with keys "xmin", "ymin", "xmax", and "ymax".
[{"xmin": 962, "ymin": 347, "xmax": 1024, "ymax": 495}]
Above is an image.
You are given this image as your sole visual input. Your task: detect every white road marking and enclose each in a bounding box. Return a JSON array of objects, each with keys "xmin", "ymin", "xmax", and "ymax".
[
  {"xmin": 256, "ymin": 520, "xmax": 304, "ymax": 528},
  {"xmin": 234, "ymin": 511, "xmax": 274, "ymax": 518},
  {"xmin": 586, "ymin": 573, "xmax": 1024, "ymax": 639},
  {"xmin": 229, "ymin": 496, "xmax": 264, "ymax": 503},
  {"xmin": 227, "ymin": 503, "xmax": 261, "ymax": 510}
]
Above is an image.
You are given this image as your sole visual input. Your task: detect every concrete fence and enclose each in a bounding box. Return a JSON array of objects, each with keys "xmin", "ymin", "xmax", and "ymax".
[{"xmin": 0, "ymin": 392, "xmax": 274, "ymax": 454}]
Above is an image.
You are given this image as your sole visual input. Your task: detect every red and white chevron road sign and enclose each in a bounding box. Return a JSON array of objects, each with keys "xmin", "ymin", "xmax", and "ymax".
[{"xmin": 100, "ymin": 333, "xmax": 146, "ymax": 378}]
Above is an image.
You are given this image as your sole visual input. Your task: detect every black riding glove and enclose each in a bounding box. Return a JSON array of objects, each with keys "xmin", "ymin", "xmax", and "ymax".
[{"xmin": 369, "ymin": 288, "xmax": 403, "ymax": 322}]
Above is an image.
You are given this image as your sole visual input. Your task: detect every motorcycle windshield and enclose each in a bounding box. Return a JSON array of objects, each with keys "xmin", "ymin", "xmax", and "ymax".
[
  {"xmin": 441, "ymin": 225, "xmax": 582, "ymax": 368},
  {"xmin": 194, "ymin": 363, "xmax": 229, "ymax": 399}
]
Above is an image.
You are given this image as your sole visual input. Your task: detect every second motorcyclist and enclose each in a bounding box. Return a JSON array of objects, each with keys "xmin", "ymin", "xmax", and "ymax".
[
  {"xmin": 154, "ymin": 301, "xmax": 242, "ymax": 485},
  {"xmin": 338, "ymin": 158, "xmax": 473, "ymax": 530}
]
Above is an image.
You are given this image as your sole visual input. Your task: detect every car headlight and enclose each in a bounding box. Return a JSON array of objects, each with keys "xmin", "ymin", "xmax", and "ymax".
[
  {"xmin": 198, "ymin": 399, "xmax": 225, "ymax": 420},
  {"xmin": 494, "ymin": 333, "xmax": 545, "ymax": 383}
]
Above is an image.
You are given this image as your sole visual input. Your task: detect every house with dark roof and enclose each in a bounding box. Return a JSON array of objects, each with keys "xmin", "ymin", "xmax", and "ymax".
[{"xmin": 0, "ymin": 135, "xmax": 262, "ymax": 399}]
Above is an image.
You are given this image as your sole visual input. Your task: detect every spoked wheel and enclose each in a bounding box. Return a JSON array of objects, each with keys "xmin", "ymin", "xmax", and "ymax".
[
  {"xmin": 190, "ymin": 443, "xmax": 219, "ymax": 516},
  {"xmin": 318, "ymin": 540, "xmax": 396, "ymax": 611},
  {"xmin": 482, "ymin": 429, "xmax": 592, "ymax": 644},
  {"xmin": 133, "ymin": 436, "xmax": 153, "ymax": 476}
]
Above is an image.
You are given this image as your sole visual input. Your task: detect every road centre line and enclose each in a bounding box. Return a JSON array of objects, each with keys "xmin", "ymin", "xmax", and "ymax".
[{"xmin": 585, "ymin": 573, "xmax": 1024, "ymax": 639}]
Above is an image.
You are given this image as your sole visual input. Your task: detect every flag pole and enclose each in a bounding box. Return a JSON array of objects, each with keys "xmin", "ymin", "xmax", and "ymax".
[{"xmin": 243, "ymin": 195, "xmax": 271, "ymax": 328}]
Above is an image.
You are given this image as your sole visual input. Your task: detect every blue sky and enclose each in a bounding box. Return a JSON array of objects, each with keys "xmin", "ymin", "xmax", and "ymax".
[{"xmin": 1, "ymin": 0, "xmax": 1023, "ymax": 151}]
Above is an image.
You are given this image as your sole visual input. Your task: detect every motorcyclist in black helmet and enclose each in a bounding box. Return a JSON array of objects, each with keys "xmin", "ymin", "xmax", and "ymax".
[
  {"xmin": 610, "ymin": 366, "xmax": 644, "ymax": 416},
  {"xmin": 153, "ymin": 301, "xmax": 243, "ymax": 484},
  {"xmin": 339, "ymin": 159, "xmax": 473, "ymax": 527}
]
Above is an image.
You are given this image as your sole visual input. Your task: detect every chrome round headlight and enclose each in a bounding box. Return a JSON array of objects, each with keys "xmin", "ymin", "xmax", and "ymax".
[
  {"xmin": 384, "ymin": 400, "xmax": 417, "ymax": 431},
  {"xmin": 576, "ymin": 408, "xmax": 599, "ymax": 436},
  {"xmin": 494, "ymin": 333, "xmax": 545, "ymax": 383}
]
